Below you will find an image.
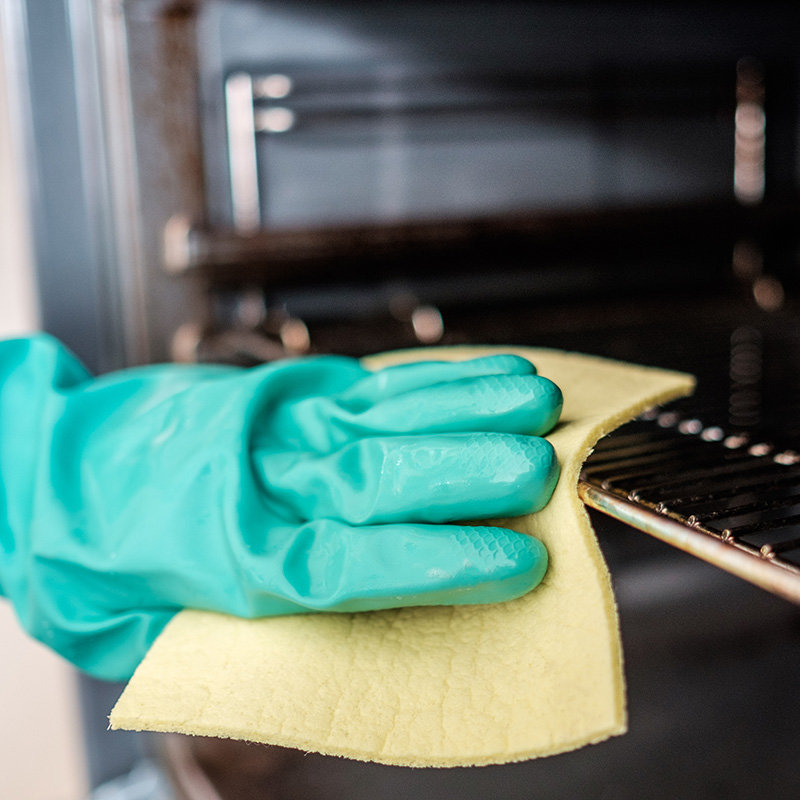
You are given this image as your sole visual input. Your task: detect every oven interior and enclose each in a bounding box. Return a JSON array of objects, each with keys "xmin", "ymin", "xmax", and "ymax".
[{"xmin": 6, "ymin": 1, "xmax": 800, "ymax": 797}]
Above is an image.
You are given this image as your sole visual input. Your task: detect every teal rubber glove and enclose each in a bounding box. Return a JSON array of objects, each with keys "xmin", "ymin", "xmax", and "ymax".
[{"xmin": 0, "ymin": 335, "xmax": 562, "ymax": 681}]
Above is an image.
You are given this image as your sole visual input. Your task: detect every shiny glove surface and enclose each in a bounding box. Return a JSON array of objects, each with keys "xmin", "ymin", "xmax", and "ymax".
[{"xmin": 0, "ymin": 335, "xmax": 562, "ymax": 680}]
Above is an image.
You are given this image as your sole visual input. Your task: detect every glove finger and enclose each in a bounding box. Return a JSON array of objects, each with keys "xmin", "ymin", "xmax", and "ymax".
[
  {"xmin": 339, "ymin": 354, "xmax": 537, "ymax": 406},
  {"xmin": 239, "ymin": 520, "xmax": 548, "ymax": 615},
  {"xmin": 343, "ymin": 374, "xmax": 563, "ymax": 443},
  {"xmin": 283, "ymin": 373, "xmax": 562, "ymax": 452},
  {"xmin": 254, "ymin": 433, "xmax": 559, "ymax": 525}
]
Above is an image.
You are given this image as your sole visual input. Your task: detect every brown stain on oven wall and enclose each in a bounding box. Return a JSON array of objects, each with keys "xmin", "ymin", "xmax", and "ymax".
[
  {"xmin": 119, "ymin": 1, "xmax": 212, "ymax": 362},
  {"xmin": 143, "ymin": 1, "xmax": 207, "ymax": 220},
  {"xmin": 157, "ymin": 4, "xmax": 206, "ymax": 215}
]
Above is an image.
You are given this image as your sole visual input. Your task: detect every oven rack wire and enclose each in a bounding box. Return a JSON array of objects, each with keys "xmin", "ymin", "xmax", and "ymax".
[{"xmin": 579, "ymin": 406, "xmax": 800, "ymax": 604}]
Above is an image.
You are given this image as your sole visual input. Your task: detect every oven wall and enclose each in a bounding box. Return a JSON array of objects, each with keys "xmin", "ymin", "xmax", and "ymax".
[{"xmin": 9, "ymin": 1, "xmax": 800, "ymax": 367}]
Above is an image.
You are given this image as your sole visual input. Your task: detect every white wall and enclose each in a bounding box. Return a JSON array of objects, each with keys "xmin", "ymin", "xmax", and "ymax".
[{"xmin": 0, "ymin": 31, "xmax": 88, "ymax": 800}]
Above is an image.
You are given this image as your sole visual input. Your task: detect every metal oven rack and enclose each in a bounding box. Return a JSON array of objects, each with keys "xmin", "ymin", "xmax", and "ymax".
[{"xmin": 580, "ymin": 403, "xmax": 800, "ymax": 604}]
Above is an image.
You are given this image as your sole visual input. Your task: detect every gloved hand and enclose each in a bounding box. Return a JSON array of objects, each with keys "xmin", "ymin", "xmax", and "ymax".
[{"xmin": 0, "ymin": 335, "xmax": 562, "ymax": 681}]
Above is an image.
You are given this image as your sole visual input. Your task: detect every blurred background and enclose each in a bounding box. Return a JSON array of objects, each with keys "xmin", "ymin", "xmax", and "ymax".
[
  {"xmin": 0, "ymin": 37, "xmax": 87, "ymax": 800},
  {"xmin": 2, "ymin": 1, "xmax": 800, "ymax": 798}
]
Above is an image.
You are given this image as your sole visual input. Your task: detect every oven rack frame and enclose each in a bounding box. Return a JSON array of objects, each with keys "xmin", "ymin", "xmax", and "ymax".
[{"xmin": 580, "ymin": 408, "xmax": 800, "ymax": 605}]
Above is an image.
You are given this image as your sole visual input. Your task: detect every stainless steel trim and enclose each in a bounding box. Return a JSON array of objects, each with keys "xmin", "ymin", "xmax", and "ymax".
[{"xmin": 225, "ymin": 71, "xmax": 261, "ymax": 233}]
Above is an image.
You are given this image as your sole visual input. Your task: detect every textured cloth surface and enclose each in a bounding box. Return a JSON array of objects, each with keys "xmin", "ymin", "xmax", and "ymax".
[{"xmin": 110, "ymin": 347, "xmax": 694, "ymax": 767}]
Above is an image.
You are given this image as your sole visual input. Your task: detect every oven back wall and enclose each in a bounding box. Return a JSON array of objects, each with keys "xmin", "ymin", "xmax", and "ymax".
[{"xmin": 200, "ymin": 1, "xmax": 758, "ymax": 230}]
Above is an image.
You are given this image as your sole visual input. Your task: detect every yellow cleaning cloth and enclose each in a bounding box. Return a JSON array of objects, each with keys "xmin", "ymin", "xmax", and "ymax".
[{"xmin": 110, "ymin": 347, "xmax": 693, "ymax": 767}]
